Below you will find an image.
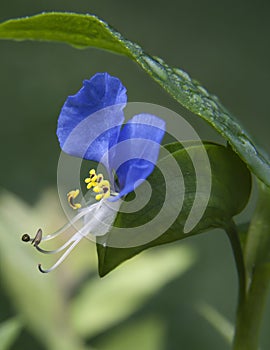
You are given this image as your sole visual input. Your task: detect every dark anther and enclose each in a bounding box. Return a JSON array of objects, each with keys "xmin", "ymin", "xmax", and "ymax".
[
  {"xmin": 103, "ymin": 187, "xmax": 109, "ymax": 193},
  {"xmin": 21, "ymin": 234, "xmax": 31, "ymax": 242},
  {"xmin": 31, "ymin": 228, "xmax": 43, "ymax": 247},
  {"xmin": 38, "ymin": 263, "xmax": 47, "ymax": 273}
]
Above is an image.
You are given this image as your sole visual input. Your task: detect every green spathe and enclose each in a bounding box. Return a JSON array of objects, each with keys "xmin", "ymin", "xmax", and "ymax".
[{"xmin": 97, "ymin": 142, "xmax": 252, "ymax": 277}]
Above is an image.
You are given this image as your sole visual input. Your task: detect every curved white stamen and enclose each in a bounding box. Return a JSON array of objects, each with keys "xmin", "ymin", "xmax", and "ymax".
[
  {"xmin": 34, "ymin": 235, "xmax": 78, "ymax": 254},
  {"xmin": 38, "ymin": 236, "xmax": 82, "ymax": 273},
  {"xmin": 41, "ymin": 203, "xmax": 99, "ymax": 242},
  {"xmin": 36, "ymin": 201, "xmax": 104, "ymax": 273},
  {"xmin": 36, "ymin": 197, "xmax": 118, "ymax": 273}
]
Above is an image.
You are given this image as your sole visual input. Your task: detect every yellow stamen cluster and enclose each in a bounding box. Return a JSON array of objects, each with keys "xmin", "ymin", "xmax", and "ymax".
[
  {"xmin": 67, "ymin": 189, "xmax": 81, "ymax": 210},
  {"xmin": 85, "ymin": 169, "xmax": 111, "ymax": 200}
]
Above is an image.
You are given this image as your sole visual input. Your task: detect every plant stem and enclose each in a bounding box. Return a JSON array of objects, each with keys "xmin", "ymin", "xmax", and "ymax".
[
  {"xmin": 233, "ymin": 264, "xmax": 270, "ymax": 350},
  {"xmin": 245, "ymin": 182, "xmax": 270, "ymax": 275},
  {"xmin": 232, "ymin": 181, "xmax": 270, "ymax": 350},
  {"xmin": 226, "ymin": 221, "xmax": 247, "ymax": 309}
]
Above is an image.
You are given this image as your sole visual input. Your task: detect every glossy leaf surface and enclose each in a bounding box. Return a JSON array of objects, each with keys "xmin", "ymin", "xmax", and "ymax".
[{"xmin": 0, "ymin": 13, "xmax": 269, "ymax": 186}]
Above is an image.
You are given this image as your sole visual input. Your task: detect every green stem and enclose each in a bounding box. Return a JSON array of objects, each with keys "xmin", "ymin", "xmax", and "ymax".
[
  {"xmin": 245, "ymin": 182, "xmax": 270, "ymax": 275},
  {"xmin": 233, "ymin": 181, "xmax": 270, "ymax": 350},
  {"xmin": 226, "ymin": 221, "xmax": 247, "ymax": 309},
  {"xmin": 233, "ymin": 264, "xmax": 270, "ymax": 350}
]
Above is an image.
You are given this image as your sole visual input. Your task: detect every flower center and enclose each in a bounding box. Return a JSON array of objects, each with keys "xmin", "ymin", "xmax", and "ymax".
[
  {"xmin": 84, "ymin": 169, "xmax": 111, "ymax": 201},
  {"xmin": 67, "ymin": 169, "xmax": 112, "ymax": 211}
]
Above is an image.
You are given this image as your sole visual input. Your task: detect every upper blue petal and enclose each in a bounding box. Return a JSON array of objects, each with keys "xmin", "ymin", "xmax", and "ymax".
[
  {"xmin": 110, "ymin": 113, "xmax": 166, "ymax": 198},
  {"xmin": 57, "ymin": 73, "xmax": 127, "ymax": 162}
]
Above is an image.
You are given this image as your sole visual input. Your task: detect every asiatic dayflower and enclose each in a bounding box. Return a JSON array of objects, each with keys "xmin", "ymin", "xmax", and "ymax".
[{"xmin": 22, "ymin": 73, "xmax": 165, "ymax": 273}]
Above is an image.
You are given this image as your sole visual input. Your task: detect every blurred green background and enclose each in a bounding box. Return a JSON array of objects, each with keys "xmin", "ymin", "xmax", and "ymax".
[{"xmin": 0, "ymin": 1, "xmax": 269, "ymax": 349}]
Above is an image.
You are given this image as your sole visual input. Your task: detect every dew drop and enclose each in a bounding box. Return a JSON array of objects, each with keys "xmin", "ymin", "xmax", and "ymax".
[
  {"xmin": 143, "ymin": 55, "xmax": 168, "ymax": 80},
  {"xmin": 173, "ymin": 68, "xmax": 192, "ymax": 81}
]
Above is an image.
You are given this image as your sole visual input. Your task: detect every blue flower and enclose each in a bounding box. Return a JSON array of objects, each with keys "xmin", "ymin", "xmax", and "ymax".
[
  {"xmin": 57, "ymin": 72, "xmax": 165, "ymax": 199},
  {"xmin": 22, "ymin": 73, "xmax": 165, "ymax": 273}
]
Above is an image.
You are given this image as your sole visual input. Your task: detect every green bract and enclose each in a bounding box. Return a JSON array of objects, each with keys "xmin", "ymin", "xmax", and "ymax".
[{"xmin": 97, "ymin": 142, "xmax": 251, "ymax": 276}]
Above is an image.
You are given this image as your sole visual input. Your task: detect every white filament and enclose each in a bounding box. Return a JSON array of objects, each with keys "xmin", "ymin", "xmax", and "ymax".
[{"xmin": 37, "ymin": 198, "xmax": 119, "ymax": 273}]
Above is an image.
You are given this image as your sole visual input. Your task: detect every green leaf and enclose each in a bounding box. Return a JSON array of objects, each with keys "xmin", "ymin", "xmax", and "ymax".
[
  {"xmin": 97, "ymin": 142, "xmax": 252, "ymax": 276},
  {"xmin": 0, "ymin": 317, "xmax": 23, "ymax": 350},
  {"xmin": 0, "ymin": 12, "xmax": 269, "ymax": 186}
]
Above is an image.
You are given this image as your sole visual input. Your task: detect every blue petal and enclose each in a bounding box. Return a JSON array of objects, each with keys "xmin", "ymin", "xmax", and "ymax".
[
  {"xmin": 57, "ymin": 73, "xmax": 127, "ymax": 162},
  {"xmin": 110, "ymin": 113, "xmax": 166, "ymax": 198}
]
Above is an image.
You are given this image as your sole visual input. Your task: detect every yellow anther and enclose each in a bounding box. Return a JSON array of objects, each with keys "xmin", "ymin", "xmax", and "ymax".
[
  {"xmin": 74, "ymin": 203, "xmax": 82, "ymax": 209},
  {"xmin": 100, "ymin": 180, "xmax": 110, "ymax": 188},
  {"xmin": 91, "ymin": 175, "xmax": 98, "ymax": 182},
  {"xmin": 95, "ymin": 194, "xmax": 103, "ymax": 201},
  {"xmin": 67, "ymin": 190, "xmax": 81, "ymax": 210},
  {"xmin": 94, "ymin": 185, "xmax": 111, "ymax": 200},
  {"xmin": 85, "ymin": 169, "xmax": 111, "ymax": 201},
  {"xmin": 85, "ymin": 176, "xmax": 97, "ymax": 184},
  {"xmin": 93, "ymin": 186, "xmax": 101, "ymax": 193},
  {"xmin": 68, "ymin": 189, "xmax": 79, "ymax": 198},
  {"xmin": 103, "ymin": 190, "xmax": 110, "ymax": 199},
  {"xmin": 86, "ymin": 182, "xmax": 97, "ymax": 190},
  {"xmin": 88, "ymin": 169, "xmax": 98, "ymax": 182},
  {"xmin": 96, "ymin": 174, "xmax": 104, "ymax": 183},
  {"xmin": 85, "ymin": 168, "xmax": 99, "ymax": 187}
]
